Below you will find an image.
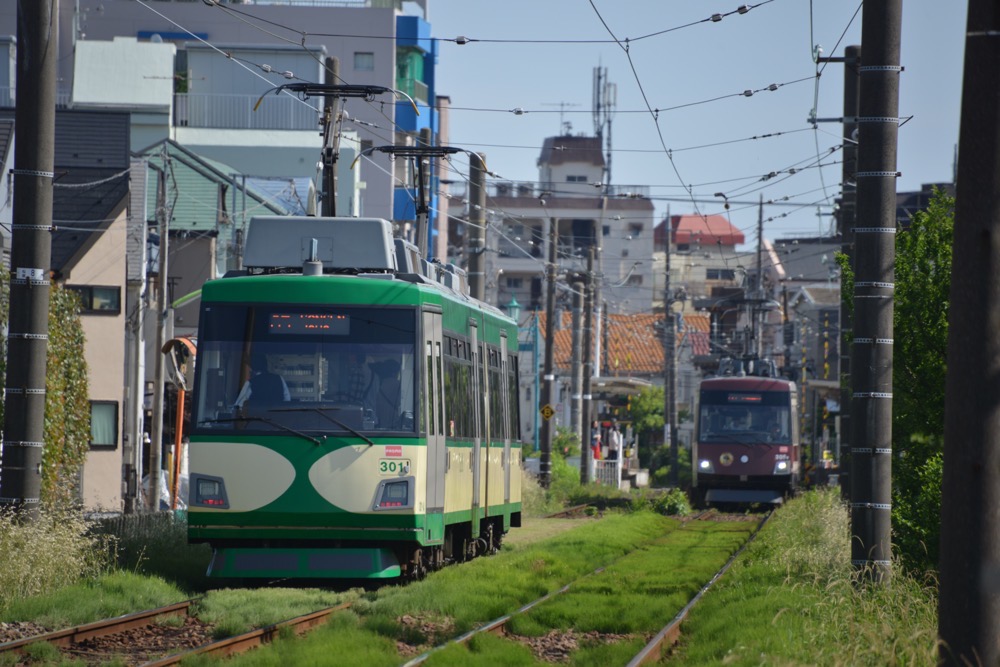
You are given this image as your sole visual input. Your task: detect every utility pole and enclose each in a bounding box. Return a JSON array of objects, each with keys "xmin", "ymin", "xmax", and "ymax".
[
  {"xmin": 602, "ymin": 301, "xmax": 610, "ymax": 375},
  {"xmin": 570, "ymin": 280, "xmax": 583, "ymax": 441},
  {"xmin": 818, "ymin": 43, "xmax": 862, "ymax": 499},
  {"xmin": 0, "ymin": 0, "xmax": 58, "ymax": 519},
  {"xmin": 938, "ymin": 0, "xmax": 1000, "ymax": 662},
  {"xmin": 839, "ymin": 44, "xmax": 860, "ymax": 498},
  {"xmin": 663, "ymin": 223, "xmax": 679, "ymax": 486},
  {"xmin": 581, "ymin": 248, "xmax": 595, "ymax": 484},
  {"xmin": 321, "ymin": 57, "xmax": 340, "ymax": 217},
  {"xmin": 468, "ymin": 152, "xmax": 486, "ymax": 298},
  {"xmin": 148, "ymin": 159, "xmax": 169, "ymax": 511},
  {"xmin": 755, "ymin": 194, "xmax": 764, "ymax": 358},
  {"xmin": 539, "ymin": 217, "xmax": 558, "ymax": 488},
  {"xmin": 850, "ymin": 0, "xmax": 901, "ymax": 583}
]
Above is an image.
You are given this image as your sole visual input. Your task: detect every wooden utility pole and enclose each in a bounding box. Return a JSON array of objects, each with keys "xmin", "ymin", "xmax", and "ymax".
[
  {"xmin": 938, "ymin": 0, "xmax": 1000, "ymax": 662},
  {"xmin": 0, "ymin": 0, "xmax": 58, "ymax": 519},
  {"xmin": 321, "ymin": 57, "xmax": 340, "ymax": 217},
  {"xmin": 850, "ymin": 0, "xmax": 901, "ymax": 582}
]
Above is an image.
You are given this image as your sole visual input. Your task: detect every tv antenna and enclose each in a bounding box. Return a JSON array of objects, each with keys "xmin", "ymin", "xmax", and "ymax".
[{"xmin": 541, "ymin": 101, "xmax": 582, "ymax": 135}]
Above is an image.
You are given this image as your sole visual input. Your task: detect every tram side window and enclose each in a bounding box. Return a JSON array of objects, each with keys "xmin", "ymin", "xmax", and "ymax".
[{"xmin": 508, "ymin": 355, "xmax": 520, "ymax": 442}]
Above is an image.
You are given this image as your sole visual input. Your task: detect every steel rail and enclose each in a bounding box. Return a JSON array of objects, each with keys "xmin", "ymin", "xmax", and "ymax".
[
  {"xmin": 142, "ymin": 601, "xmax": 352, "ymax": 666},
  {"xmin": 0, "ymin": 600, "xmax": 194, "ymax": 654},
  {"xmin": 626, "ymin": 509, "xmax": 775, "ymax": 666},
  {"xmin": 403, "ymin": 510, "xmax": 715, "ymax": 666}
]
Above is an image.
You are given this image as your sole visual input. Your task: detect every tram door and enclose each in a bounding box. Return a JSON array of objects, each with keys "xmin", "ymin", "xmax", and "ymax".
[
  {"xmin": 422, "ymin": 307, "xmax": 446, "ymax": 519},
  {"xmin": 499, "ymin": 331, "xmax": 511, "ymax": 506},
  {"xmin": 469, "ymin": 320, "xmax": 483, "ymax": 535}
]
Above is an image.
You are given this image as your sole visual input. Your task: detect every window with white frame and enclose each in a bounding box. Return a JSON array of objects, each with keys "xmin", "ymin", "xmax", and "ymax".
[{"xmin": 90, "ymin": 401, "xmax": 118, "ymax": 449}]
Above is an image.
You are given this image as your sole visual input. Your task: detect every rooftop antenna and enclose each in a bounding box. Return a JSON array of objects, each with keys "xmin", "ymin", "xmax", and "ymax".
[
  {"xmin": 593, "ymin": 65, "xmax": 617, "ymax": 188},
  {"xmin": 541, "ymin": 101, "xmax": 582, "ymax": 135}
]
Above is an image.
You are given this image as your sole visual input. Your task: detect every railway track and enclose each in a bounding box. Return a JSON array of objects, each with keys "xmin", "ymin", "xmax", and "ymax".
[
  {"xmin": 402, "ymin": 508, "xmax": 769, "ymax": 666},
  {"xmin": 0, "ymin": 598, "xmax": 352, "ymax": 666},
  {"xmin": 0, "ymin": 509, "xmax": 767, "ymax": 665}
]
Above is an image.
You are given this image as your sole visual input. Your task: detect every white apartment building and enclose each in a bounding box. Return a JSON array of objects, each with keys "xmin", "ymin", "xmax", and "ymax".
[{"xmin": 479, "ymin": 134, "xmax": 656, "ymax": 315}]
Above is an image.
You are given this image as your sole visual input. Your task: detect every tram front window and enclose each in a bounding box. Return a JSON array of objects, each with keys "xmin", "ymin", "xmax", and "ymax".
[
  {"xmin": 194, "ymin": 304, "xmax": 417, "ymax": 434},
  {"xmin": 699, "ymin": 399, "xmax": 791, "ymax": 444}
]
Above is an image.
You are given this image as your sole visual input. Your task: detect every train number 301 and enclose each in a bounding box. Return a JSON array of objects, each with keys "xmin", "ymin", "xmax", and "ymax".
[{"xmin": 378, "ymin": 459, "xmax": 411, "ymax": 475}]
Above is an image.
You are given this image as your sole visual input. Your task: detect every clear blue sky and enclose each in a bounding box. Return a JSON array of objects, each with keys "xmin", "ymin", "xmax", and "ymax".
[{"xmin": 428, "ymin": 0, "xmax": 967, "ymax": 246}]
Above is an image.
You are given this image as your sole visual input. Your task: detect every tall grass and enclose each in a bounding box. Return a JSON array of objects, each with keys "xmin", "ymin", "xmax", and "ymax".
[
  {"xmin": 90, "ymin": 512, "xmax": 213, "ymax": 590},
  {"xmin": 678, "ymin": 488, "xmax": 939, "ymax": 665},
  {"xmin": 0, "ymin": 505, "xmax": 112, "ymax": 612}
]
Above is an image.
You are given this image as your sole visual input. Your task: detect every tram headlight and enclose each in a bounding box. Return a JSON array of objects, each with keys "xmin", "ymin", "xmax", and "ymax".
[
  {"xmin": 773, "ymin": 454, "xmax": 790, "ymax": 475},
  {"xmin": 698, "ymin": 459, "xmax": 714, "ymax": 473}
]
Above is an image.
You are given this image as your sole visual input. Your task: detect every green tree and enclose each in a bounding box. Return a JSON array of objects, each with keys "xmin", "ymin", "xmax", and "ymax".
[
  {"xmin": 892, "ymin": 188, "xmax": 953, "ymax": 571},
  {"xmin": 840, "ymin": 188, "xmax": 953, "ymax": 572},
  {"xmin": 628, "ymin": 386, "xmax": 664, "ymax": 467},
  {"xmin": 0, "ymin": 276, "xmax": 90, "ymax": 507}
]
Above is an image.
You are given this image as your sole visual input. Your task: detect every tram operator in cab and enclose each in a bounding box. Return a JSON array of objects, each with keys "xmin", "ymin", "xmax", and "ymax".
[{"xmin": 232, "ymin": 350, "xmax": 290, "ymax": 410}]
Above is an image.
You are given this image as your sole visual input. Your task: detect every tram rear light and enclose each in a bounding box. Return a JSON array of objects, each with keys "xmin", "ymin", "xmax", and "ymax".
[
  {"xmin": 376, "ymin": 481, "xmax": 409, "ymax": 510},
  {"xmin": 191, "ymin": 474, "xmax": 230, "ymax": 509}
]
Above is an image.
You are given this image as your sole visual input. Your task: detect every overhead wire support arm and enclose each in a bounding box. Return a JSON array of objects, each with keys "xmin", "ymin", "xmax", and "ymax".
[
  {"xmin": 353, "ymin": 146, "xmax": 469, "ymax": 257},
  {"xmin": 252, "ymin": 81, "xmax": 418, "ymax": 217}
]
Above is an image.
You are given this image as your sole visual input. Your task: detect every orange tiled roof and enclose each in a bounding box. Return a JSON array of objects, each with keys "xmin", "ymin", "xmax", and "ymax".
[
  {"xmin": 532, "ymin": 311, "xmax": 712, "ymax": 377},
  {"xmin": 538, "ymin": 312, "xmax": 711, "ymax": 377}
]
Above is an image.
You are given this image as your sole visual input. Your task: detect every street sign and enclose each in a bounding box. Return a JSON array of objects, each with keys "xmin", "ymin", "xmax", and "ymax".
[{"xmin": 540, "ymin": 404, "xmax": 555, "ymax": 420}]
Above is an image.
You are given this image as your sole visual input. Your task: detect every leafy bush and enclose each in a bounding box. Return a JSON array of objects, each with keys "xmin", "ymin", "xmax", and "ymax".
[
  {"xmin": 552, "ymin": 426, "xmax": 580, "ymax": 458},
  {"xmin": 547, "ymin": 450, "xmax": 581, "ymax": 503},
  {"xmin": 652, "ymin": 488, "xmax": 692, "ymax": 515},
  {"xmin": 42, "ymin": 284, "xmax": 91, "ymax": 506},
  {"xmin": 649, "ymin": 445, "xmax": 692, "ymax": 488}
]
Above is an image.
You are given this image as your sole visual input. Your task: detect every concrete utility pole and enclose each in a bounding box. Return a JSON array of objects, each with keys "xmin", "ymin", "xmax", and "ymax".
[
  {"xmin": 663, "ymin": 223, "xmax": 679, "ymax": 486},
  {"xmin": 817, "ymin": 43, "xmax": 862, "ymax": 499},
  {"xmin": 581, "ymin": 248, "xmax": 595, "ymax": 484},
  {"xmin": 570, "ymin": 280, "xmax": 584, "ymax": 440},
  {"xmin": 148, "ymin": 160, "xmax": 169, "ymax": 511},
  {"xmin": 938, "ymin": 0, "xmax": 1000, "ymax": 662},
  {"xmin": 0, "ymin": 0, "xmax": 58, "ymax": 519},
  {"xmin": 539, "ymin": 217, "xmax": 558, "ymax": 488},
  {"xmin": 468, "ymin": 153, "xmax": 487, "ymax": 300},
  {"xmin": 850, "ymin": 0, "xmax": 901, "ymax": 582}
]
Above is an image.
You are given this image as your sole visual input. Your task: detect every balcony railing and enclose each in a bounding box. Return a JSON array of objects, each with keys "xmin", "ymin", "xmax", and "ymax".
[
  {"xmin": 174, "ymin": 93, "xmax": 320, "ymax": 131},
  {"xmin": 0, "ymin": 86, "xmax": 72, "ymax": 109},
  {"xmin": 490, "ymin": 180, "xmax": 650, "ymax": 199}
]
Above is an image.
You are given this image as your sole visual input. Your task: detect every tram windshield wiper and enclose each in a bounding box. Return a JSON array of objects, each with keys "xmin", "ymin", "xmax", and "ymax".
[
  {"xmin": 198, "ymin": 416, "xmax": 324, "ymax": 446},
  {"xmin": 269, "ymin": 407, "xmax": 376, "ymax": 447}
]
